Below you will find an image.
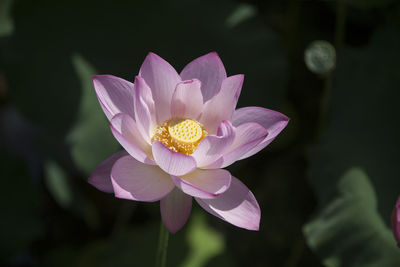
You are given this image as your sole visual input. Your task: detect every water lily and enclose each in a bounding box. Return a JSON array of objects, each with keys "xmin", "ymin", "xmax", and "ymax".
[{"xmin": 89, "ymin": 52, "xmax": 289, "ymax": 233}]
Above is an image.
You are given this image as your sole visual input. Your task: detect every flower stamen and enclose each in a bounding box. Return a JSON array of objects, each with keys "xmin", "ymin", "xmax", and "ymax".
[{"xmin": 151, "ymin": 118, "xmax": 207, "ymax": 154}]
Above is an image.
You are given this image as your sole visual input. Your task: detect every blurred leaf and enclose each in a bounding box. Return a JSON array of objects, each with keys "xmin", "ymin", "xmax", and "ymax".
[
  {"xmin": 181, "ymin": 212, "xmax": 225, "ymax": 267},
  {"xmin": 43, "ymin": 222, "xmax": 189, "ymax": 267},
  {"xmin": 225, "ymin": 3, "xmax": 257, "ymax": 28},
  {"xmin": 68, "ymin": 54, "xmax": 119, "ymax": 175},
  {"xmin": 304, "ymin": 167, "xmax": 400, "ymax": 267},
  {"xmin": 44, "ymin": 160, "xmax": 73, "ymax": 207},
  {"xmin": 306, "ymin": 26, "xmax": 400, "ymax": 266},
  {"xmin": 0, "ymin": 155, "xmax": 44, "ymax": 260},
  {"xmin": 0, "ymin": 0, "xmax": 14, "ymax": 37},
  {"xmin": 44, "ymin": 159, "xmax": 100, "ymax": 229},
  {"xmin": 308, "ymin": 26, "xmax": 400, "ymax": 221}
]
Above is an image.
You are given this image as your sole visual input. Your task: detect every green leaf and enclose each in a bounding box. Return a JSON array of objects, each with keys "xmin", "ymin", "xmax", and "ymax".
[
  {"xmin": 306, "ymin": 27, "xmax": 400, "ymax": 266},
  {"xmin": 68, "ymin": 54, "xmax": 119, "ymax": 175},
  {"xmin": 181, "ymin": 212, "xmax": 225, "ymax": 267},
  {"xmin": 304, "ymin": 167, "xmax": 400, "ymax": 267},
  {"xmin": 44, "ymin": 160, "xmax": 73, "ymax": 208},
  {"xmin": 43, "ymin": 159, "xmax": 100, "ymax": 228},
  {"xmin": 308, "ymin": 27, "xmax": 400, "ymax": 220},
  {"xmin": 0, "ymin": 0, "xmax": 14, "ymax": 37}
]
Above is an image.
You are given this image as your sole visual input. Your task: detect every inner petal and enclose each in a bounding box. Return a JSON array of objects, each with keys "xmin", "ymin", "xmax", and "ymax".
[{"xmin": 151, "ymin": 118, "xmax": 207, "ymax": 155}]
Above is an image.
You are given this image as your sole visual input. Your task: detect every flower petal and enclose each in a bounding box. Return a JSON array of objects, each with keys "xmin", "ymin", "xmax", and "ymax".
[
  {"xmin": 196, "ymin": 176, "xmax": 260, "ymax": 230},
  {"xmin": 139, "ymin": 52, "xmax": 181, "ymax": 123},
  {"xmin": 200, "ymin": 75, "xmax": 244, "ymax": 134},
  {"xmin": 152, "ymin": 141, "xmax": 196, "ymax": 176},
  {"xmin": 192, "ymin": 120, "xmax": 235, "ymax": 167},
  {"xmin": 110, "ymin": 113, "xmax": 154, "ymax": 165},
  {"xmin": 111, "ymin": 155, "xmax": 174, "ymax": 202},
  {"xmin": 171, "ymin": 79, "xmax": 203, "ymax": 120},
  {"xmin": 88, "ymin": 151, "xmax": 128, "ymax": 193},
  {"xmin": 171, "ymin": 168, "xmax": 231, "ymax": 199},
  {"xmin": 93, "ymin": 75, "xmax": 135, "ymax": 120},
  {"xmin": 180, "ymin": 52, "xmax": 227, "ymax": 102},
  {"xmin": 231, "ymin": 107, "xmax": 289, "ymax": 159},
  {"xmin": 133, "ymin": 76, "xmax": 156, "ymax": 142},
  {"xmin": 160, "ymin": 188, "xmax": 192, "ymax": 233},
  {"xmin": 392, "ymin": 195, "xmax": 400, "ymax": 246},
  {"xmin": 206, "ymin": 122, "xmax": 268, "ymax": 169}
]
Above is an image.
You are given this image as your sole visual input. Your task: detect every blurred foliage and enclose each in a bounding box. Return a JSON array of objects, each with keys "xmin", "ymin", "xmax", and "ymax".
[
  {"xmin": 68, "ymin": 54, "xmax": 119, "ymax": 175},
  {"xmin": 304, "ymin": 167, "xmax": 400, "ymax": 267},
  {"xmin": 1, "ymin": 0, "xmax": 400, "ymax": 266}
]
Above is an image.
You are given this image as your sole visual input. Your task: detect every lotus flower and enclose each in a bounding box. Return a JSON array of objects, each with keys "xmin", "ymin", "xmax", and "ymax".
[
  {"xmin": 392, "ymin": 195, "xmax": 400, "ymax": 247},
  {"xmin": 89, "ymin": 52, "xmax": 289, "ymax": 233}
]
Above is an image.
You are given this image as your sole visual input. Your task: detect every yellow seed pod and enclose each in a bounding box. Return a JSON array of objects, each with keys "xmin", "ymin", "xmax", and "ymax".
[{"xmin": 168, "ymin": 119, "xmax": 203, "ymax": 144}]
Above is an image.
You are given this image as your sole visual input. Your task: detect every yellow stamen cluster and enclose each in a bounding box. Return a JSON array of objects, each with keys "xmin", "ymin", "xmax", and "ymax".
[{"xmin": 151, "ymin": 118, "xmax": 207, "ymax": 155}]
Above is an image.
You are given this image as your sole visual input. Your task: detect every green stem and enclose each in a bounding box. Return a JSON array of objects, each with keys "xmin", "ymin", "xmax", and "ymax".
[{"xmin": 155, "ymin": 221, "xmax": 169, "ymax": 267}]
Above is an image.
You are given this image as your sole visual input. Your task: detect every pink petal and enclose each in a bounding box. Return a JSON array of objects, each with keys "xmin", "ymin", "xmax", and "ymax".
[
  {"xmin": 180, "ymin": 52, "xmax": 227, "ymax": 102},
  {"xmin": 88, "ymin": 151, "xmax": 128, "ymax": 193},
  {"xmin": 200, "ymin": 75, "xmax": 244, "ymax": 134},
  {"xmin": 93, "ymin": 75, "xmax": 135, "ymax": 120},
  {"xmin": 111, "ymin": 155, "xmax": 174, "ymax": 202},
  {"xmin": 139, "ymin": 52, "xmax": 181, "ymax": 123},
  {"xmin": 196, "ymin": 176, "xmax": 260, "ymax": 230},
  {"xmin": 192, "ymin": 121, "xmax": 235, "ymax": 167},
  {"xmin": 110, "ymin": 113, "xmax": 154, "ymax": 165},
  {"xmin": 133, "ymin": 76, "xmax": 156, "ymax": 141},
  {"xmin": 160, "ymin": 188, "xmax": 192, "ymax": 233},
  {"xmin": 171, "ymin": 168, "xmax": 231, "ymax": 199},
  {"xmin": 206, "ymin": 122, "xmax": 268, "ymax": 169},
  {"xmin": 152, "ymin": 141, "xmax": 196, "ymax": 176},
  {"xmin": 231, "ymin": 107, "xmax": 289, "ymax": 159},
  {"xmin": 171, "ymin": 79, "xmax": 203, "ymax": 120},
  {"xmin": 392, "ymin": 195, "xmax": 400, "ymax": 246}
]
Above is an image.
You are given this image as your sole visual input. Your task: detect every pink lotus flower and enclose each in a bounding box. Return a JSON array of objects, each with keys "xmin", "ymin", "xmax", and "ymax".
[{"xmin": 89, "ymin": 52, "xmax": 289, "ymax": 233}]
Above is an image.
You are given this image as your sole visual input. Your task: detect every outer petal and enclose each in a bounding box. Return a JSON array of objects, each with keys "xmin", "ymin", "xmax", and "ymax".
[
  {"xmin": 152, "ymin": 141, "xmax": 196, "ymax": 176},
  {"xmin": 180, "ymin": 52, "xmax": 227, "ymax": 102},
  {"xmin": 206, "ymin": 122, "xmax": 268, "ymax": 169},
  {"xmin": 392, "ymin": 195, "xmax": 400, "ymax": 246},
  {"xmin": 171, "ymin": 79, "xmax": 203, "ymax": 120},
  {"xmin": 133, "ymin": 76, "xmax": 156, "ymax": 142},
  {"xmin": 110, "ymin": 113, "xmax": 154, "ymax": 165},
  {"xmin": 200, "ymin": 75, "xmax": 244, "ymax": 134},
  {"xmin": 171, "ymin": 168, "xmax": 231, "ymax": 199},
  {"xmin": 88, "ymin": 151, "xmax": 128, "ymax": 193},
  {"xmin": 139, "ymin": 52, "xmax": 181, "ymax": 123},
  {"xmin": 93, "ymin": 75, "xmax": 135, "ymax": 120},
  {"xmin": 192, "ymin": 120, "xmax": 235, "ymax": 167},
  {"xmin": 160, "ymin": 188, "xmax": 192, "ymax": 233},
  {"xmin": 231, "ymin": 107, "xmax": 289, "ymax": 159},
  {"xmin": 111, "ymin": 155, "xmax": 174, "ymax": 202},
  {"xmin": 196, "ymin": 176, "xmax": 260, "ymax": 230}
]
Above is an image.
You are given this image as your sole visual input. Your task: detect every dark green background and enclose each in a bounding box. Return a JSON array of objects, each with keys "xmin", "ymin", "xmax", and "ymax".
[{"xmin": 1, "ymin": 0, "xmax": 400, "ymax": 266}]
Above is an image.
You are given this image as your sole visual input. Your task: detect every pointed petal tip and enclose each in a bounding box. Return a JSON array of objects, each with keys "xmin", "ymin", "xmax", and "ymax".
[
  {"xmin": 145, "ymin": 52, "xmax": 165, "ymax": 62},
  {"xmin": 133, "ymin": 75, "xmax": 145, "ymax": 85}
]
